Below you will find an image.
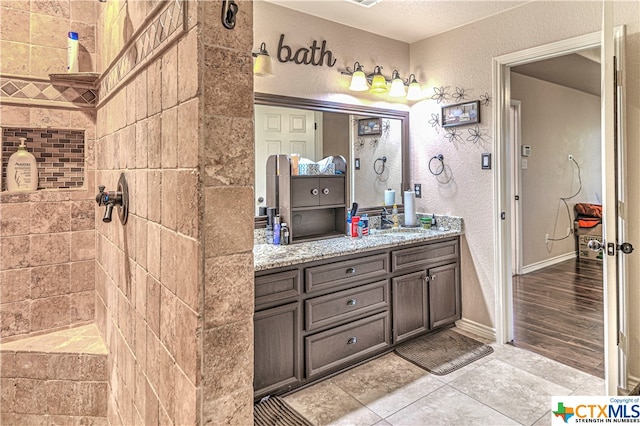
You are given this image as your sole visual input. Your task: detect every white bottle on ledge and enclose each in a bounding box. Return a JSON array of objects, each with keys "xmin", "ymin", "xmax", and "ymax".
[{"xmin": 7, "ymin": 138, "xmax": 38, "ymax": 192}]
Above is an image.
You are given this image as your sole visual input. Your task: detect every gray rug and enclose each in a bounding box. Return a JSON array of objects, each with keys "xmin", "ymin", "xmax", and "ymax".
[
  {"xmin": 254, "ymin": 396, "xmax": 313, "ymax": 426},
  {"xmin": 394, "ymin": 328, "xmax": 494, "ymax": 375}
]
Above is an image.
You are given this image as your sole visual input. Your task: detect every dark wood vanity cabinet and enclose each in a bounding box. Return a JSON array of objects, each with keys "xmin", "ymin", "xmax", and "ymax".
[{"xmin": 254, "ymin": 236, "xmax": 461, "ymax": 399}]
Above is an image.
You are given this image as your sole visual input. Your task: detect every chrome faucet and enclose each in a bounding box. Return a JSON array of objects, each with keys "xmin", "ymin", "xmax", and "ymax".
[{"xmin": 380, "ymin": 207, "xmax": 394, "ymax": 229}]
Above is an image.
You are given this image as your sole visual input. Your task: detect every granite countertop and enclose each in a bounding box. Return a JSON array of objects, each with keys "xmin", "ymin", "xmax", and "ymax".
[{"xmin": 254, "ymin": 216, "xmax": 463, "ymax": 271}]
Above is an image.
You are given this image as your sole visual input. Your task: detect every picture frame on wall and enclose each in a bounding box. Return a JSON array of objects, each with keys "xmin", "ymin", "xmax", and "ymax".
[
  {"xmin": 358, "ymin": 118, "xmax": 382, "ymax": 136},
  {"xmin": 441, "ymin": 100, "xmax": 480, "ymax": 128}
]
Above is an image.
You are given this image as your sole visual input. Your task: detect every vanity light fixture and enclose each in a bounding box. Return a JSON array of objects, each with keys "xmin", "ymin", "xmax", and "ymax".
[
  {"xmin": 406, "ymin": 74, "xmax": 423, "ymax": 100},
  {"xmin": 369, "ymin": 66, "xmax": 388, "ymax": 94},
  {"xmin": 252, "ymin": 42, "xmax": 273, "ymax": 77},
  {"xmin": 389, "ymin": 70, "xmax": 406, "ymax": 97},
  {"xmin": 348, "ymin": 62, "xmax": 368, "ymax": 91},
  {"xmin": 340, "ymin": 63, "xmax": 423, "ymax": 100}
]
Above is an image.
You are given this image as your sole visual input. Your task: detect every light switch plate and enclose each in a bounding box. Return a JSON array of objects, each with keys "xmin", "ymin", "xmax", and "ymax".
[
  {"xmin": 522, "ymin": 158, "xmax": 528, "ymax": 169},
  {"xmin": 355, "ymin": 158, "xmax": 360, "ymax": 170}
]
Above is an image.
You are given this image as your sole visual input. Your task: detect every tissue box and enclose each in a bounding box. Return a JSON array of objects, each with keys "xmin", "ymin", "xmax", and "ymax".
[
  {"xmin": 320, "ymin": 163, "xmax": 335, "ymax": 175},
  {"xmin": 298, "ymin": 164, "xmax": 320, "ymax": 175}
]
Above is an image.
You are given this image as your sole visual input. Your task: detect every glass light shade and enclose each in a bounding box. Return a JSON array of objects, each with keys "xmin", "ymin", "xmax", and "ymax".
[
  {"xmin": 253, "ymin": 53, "xmax": 273, "ymax": 77},
  {"xmin": 370, "ymin": 73, "xmax": 387, "ymax": 94},
  {"xmin": 349, "ymin": 70, "xmax": 369, "ymax": 91},
  {"xmin": 389, "ymin": 77, "xmax": 406, "ymax": 97},
  {"xmin": 406, "ymin": 75, "xmax": 422, "ymax": 100}
]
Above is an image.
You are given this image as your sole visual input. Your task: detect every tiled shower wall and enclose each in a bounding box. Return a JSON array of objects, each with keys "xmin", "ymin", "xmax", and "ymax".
[
  {"xmin": 95, "ymin": 0, "xmax": 200, "ymax": 424},
  {"xmin": 2, "ymin": 128, "xmax": 85, "ymax": 191}
]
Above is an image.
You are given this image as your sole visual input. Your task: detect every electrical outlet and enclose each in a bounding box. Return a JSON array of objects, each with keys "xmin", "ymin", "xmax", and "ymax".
[
  {"xmin": 414, "ymin": 183, "xmax": 422, "ymax": 198},
  {"xmin": 568, "ymin": 154, "xmax": 574, "ymax": 161},
  {"xmin": 545, "ymin": 233, "xmax": 550, "ymax": 244}
]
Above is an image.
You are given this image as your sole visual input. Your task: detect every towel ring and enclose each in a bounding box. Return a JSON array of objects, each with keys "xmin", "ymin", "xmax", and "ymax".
[
  {"xmin": 429, "ymin": 154, "xmax": 444, "ymax": 176},
  {"xmin": 373, "ymin": 156, "xmax": 387, "ymax": 175}
]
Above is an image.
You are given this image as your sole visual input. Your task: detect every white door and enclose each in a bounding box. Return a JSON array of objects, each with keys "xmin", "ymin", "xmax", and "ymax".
[
  {"xmin": 600, "ymin": 4, "xmax": 630, "ymax": 395},
  {"xmin": 254, "ymin": 105, "xmax": 317, "ymax": 215}
]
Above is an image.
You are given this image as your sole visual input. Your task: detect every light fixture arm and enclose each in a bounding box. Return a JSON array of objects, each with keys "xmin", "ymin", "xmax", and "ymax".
[{"xmin": 252, "ymin": 42, "xmax": 269, "ymax": 58}]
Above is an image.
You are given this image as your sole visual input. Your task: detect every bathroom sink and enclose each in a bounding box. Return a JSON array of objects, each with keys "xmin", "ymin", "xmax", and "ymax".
[{"xmin": 368, "ymin": 228, "xmax": 434, "ymax": 239}]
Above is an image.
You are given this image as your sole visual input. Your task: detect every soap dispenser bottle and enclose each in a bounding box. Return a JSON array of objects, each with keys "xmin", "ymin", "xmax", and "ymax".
[
  {"xmin": 392, "ymin": 204, "xmax": 399, "ymax": 229},
  {"xmin": 7, "ymin": 138, "xmax": 38, "ymax": 192}
]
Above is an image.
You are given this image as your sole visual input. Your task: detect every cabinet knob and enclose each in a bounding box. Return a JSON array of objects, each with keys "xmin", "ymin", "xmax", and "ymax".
[
  {"xmin": 346, "ymin": 299, "xmax": 357, "ymax": 306},
  {"xmin": 346, "ymin": 267, "xmax": 356, "ymax": 275},
  {"xmin": 431, "ymin": 275, "xmax": 436, "ymax": 281},
  {"xmin": 423, "ymin": 275, "xmax": 429, "ymax": 283},
  {"xmin": 347, "ymin": 337, "xmax": 357, "ymax": 345},
  {"xmin": 322, "ymin": 188, "xmax": 330, "ymax": 195},
  {"xmin": 311, "ymin": 188, "xmax": 319, "ymax": 196}
]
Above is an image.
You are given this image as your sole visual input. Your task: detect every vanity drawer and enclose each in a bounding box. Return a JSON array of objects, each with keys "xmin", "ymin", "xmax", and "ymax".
[
  {"xmin": 305, "ymin": 280, "xmax": 389, "ymax": 331},
  {"xmin": 392, "ymin": 239, "xmax": 458, "ymax": 272},
  {"xmin": 305, "ymin": 253, "xmax": 388, "ymax": 293},
  {"xmin": 255, "ymin": 269, "xmax": 301, "ymax": 308},
  {"xmin": 305, "ymin": 312, "xmax": 390, "ymax": 378}
]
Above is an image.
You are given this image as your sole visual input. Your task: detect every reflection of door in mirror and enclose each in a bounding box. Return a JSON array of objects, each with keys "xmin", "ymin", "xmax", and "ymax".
[
  {"xmin": 254, "ymin": 105, "xmax": 322, "ymax": 215},
  {"xmin": 351, "ymin": 116, "xmax": 403, "ymax": 208}
]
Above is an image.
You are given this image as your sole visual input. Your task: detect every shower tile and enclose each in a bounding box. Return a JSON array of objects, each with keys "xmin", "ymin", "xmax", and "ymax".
[
  {"xmin": 158, "ymin": 344, "xmax": 175, "ymax": 420},
  {"xmin": 161, "ymin": 107, "xmax": 178, "ymax": 169},
  {"xmin": 174, "ymin": 367, "xmax": 197, "ymax": 426},
  {"xmin": 30, "ymin": 13, "xmax": 67, "ymax": 49},
  {"xmin": 30, "ymin": 233, "xmax": 69, "ymax": 266},
  {"xmin": 14, "ymin": 378, "xmax": 48, "ymax": 414},
  {"xmin": 147, "ymin": 170, "xmax": 162, "ymax": 223},
  {"xmin": 203, "ymin": 186, "xmax": 253, "ymax": 257},
  {"xmin": 203, "ymin": 116, "xmax": 254, "ymax": 187},
  {"xmin": 135, "ymin": 219, "xmax": 147, "ymax": 269},
  {"xmin": 0, "ymin": 7, "xmax": 29, "ymax": 43},
  {"xmin": 146, "ymin": 275, "xmax": 161, "ymax": 336},
  {"xmin": 30, "ymin": 202, "xmax": 70, "ymax": 234},
  {"xmin": 146, "ymin": 222, "xmax": 161, "ymax": 280},
  {"xmin": 135, "ymin": 119, "xmax": 149, "ymax": 169},
  {"xmin": 13, "ymin": 352, "xmax": 49, "ymax": 379},
  {"xmin": 31, "ymin": 294, "xmax": 70, "ymax": 331},
  {"xmin": 1, "ymin": 235, "xmax": 30, "ymax": 269},
  {"xmin": 31, "ymin": 263, "xmax": 70, "ymax": 298},
  {"xmin": 177, "ymin": 28, "xmax": 198, "ymax": 103},
  {"xmin": 135, "ymin": 169, "xmax": 148, "ymax": 218},
  {"xmin": 147, "ymin": 59, "xmax": 162, "ymax": 116},
  {"xmin": 70, "ymin": 230, "xmax": 95, "ymax": 261},
  {"xmin": 0, "ymin": 203, "xmax": 30, "ymax": 236},
  {"xmin": 202, "ymin": 46, "xmax": 253, "ymax": 119},
  {"xmin": 71, "ymin": 200, "xmax": 95, "ymax": 231},
  {"xmin": 70, "ymin": 290, "xmax": 94, "ymax": 322},
  {"xmin": 176, "ymin": 170, "xmax": 198, "ymax": 239},
  {"xmin": 177, "ymin": 98, "xmax": 198, "ymax": 168},
  {"xmin": 0, "ymin": 268, "xmax": 30, "ymax": 303},
  {"xmin": 135, "ymin": 71, "xmax": 148, "ymax": 122},
  {"xmin": 0, "ymin": 300, "xmax": 30, "ymax": 337},
  {"xmin": 175, "ymin": 235, "xmax": 198, "ymax": 311},
  {"xmin": 160, "ymin": 169, "xmax": 177, "ymax": 230},
  {"xmin": 0, "ymin": 41, "xmax": 29, "ymax": 75},
  {"xmin": 159, "ymin": 286, "xmax": 176, "ymax": 357},
  {"xmin": 147, "ymin": 114, "xmax": 161, "ymax": 169},
  {"xmin": 175, "ymin": 299, "xmax": 198, "ymax": 383},
  {"xmin": 161, "ymin": 44, "xmax": 178, "ymax": 110},
  {"xmin": 160, "ymin": 228, "xmax": 177, "ymax": 293}
]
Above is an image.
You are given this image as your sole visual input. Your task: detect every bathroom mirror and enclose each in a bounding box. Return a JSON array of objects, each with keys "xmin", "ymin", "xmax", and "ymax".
[{"xmin": 254, "ymin": 93, "xmax": 409, "ymax": 221}]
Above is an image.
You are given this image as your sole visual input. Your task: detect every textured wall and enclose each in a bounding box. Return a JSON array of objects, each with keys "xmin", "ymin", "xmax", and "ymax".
[
  {"xmin": 95, "ymin": 0, "xmax": 200, "ymax": 424},
  {"xmin": 511, "ymin": 72, "xmax": 601, "ymax": 267}
]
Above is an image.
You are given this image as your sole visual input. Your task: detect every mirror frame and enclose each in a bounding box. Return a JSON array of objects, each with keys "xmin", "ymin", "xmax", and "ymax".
[{"xmin": 254, "ymin": 92, "xmax": 410, "ymax": 227}]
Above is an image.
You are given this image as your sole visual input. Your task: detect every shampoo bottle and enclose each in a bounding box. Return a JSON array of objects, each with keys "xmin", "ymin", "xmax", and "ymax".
[
  {"xmin": 7, "ymin": 138, "xmax": 38, "ymax": 192},
  {"xmin": 67, "ymin": 32, "xmax": 79, "ymax": 73}
]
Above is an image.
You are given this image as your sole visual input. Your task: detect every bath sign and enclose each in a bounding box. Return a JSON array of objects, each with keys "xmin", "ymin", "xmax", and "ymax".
[{"xmin": 277, "ymin": 34, "xmax": 337, "ymax": 67}]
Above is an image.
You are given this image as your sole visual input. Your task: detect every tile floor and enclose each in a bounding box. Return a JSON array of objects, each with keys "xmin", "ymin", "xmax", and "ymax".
[{"xmin": 283, "ymin": 329, "xmax": 605, "ymax": 426}]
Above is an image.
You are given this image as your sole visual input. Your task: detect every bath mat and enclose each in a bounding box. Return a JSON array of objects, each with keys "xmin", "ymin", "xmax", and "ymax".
[
  {"xmin": 254, "ymin": 396, "xmax": 313, "ymax": 426},
  {"xmin": 394, "ymin": 328, "xmax": 494, "ymax": 375}
]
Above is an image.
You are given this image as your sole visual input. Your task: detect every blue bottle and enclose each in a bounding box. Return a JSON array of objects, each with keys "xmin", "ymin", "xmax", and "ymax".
[{"xmin": 273, "ymin": 216, "xmax": 281, "ymax": 245}]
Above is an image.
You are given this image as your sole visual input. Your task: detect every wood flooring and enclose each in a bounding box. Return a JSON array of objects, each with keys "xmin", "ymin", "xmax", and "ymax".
[{"xmin": 512, "ymin": 258, "xmax": 604, "ymax": 378}]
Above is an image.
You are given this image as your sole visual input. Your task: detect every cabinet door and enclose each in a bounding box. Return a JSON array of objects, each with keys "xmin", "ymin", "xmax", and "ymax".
[
  {"xmin": 428, "ymin": 262, "xmax": 460, "ymax": 329},
  {"xmin": 392, "ymin": 270, "xmax": 429, "ymax": 343},
  {"xmin": 291, "ymin": 178, "xmax": 320, "ymax": 207},
  {"xmin": 254, "ymin": 302, "xmax": 302, "ymax": 398},
  {"xmin": 318, "ymin": 177, "xmax": 345, "ymax": 206}
]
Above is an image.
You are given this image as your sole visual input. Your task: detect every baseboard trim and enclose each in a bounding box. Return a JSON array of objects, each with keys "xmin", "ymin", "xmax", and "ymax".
[
  {"xmin": 521, "ymin": 252, "xmax": 576, "ymax": 275},
  {"xmin": 455, "ymin": 318, "xmax": 496, "ymax": 343}
]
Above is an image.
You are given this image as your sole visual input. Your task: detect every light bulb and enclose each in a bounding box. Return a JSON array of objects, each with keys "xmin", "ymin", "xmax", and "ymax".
[
  {"xmin": 406, "ymin": 74, "xmax": 422, "ymax": 100},
  {"xmin": 389, "ymin": 71, "xmax": 406, "ymax": 97}
]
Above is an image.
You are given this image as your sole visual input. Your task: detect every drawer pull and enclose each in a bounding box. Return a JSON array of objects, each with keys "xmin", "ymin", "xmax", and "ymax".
[
  {"xmin": 311, "ymin": 188, "xmax": 319, "ymax": 196},
  {"xmin": 347, "ymin": 337, "xmax": 357, "ymax": 345},
  {"xmin": 346, "ymin": 299, "xmax": 357, "ymax": 306},
  {"xmin": 322, "ymin": 188, "xmax": 330, "ymax": 195},
  {"xmin": 346, "ymin": 267, "xmax": 356, "ymax": 275}
]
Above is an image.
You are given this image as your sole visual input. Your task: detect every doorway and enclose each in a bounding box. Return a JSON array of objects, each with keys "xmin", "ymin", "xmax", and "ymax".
[{"xmin": 506, "ymin": 52, "xmax": 605, "ymax": 377}]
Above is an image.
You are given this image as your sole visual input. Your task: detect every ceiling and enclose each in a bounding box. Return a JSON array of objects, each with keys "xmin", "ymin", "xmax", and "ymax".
[
  {"xmin": 263, "ymin": 0, "xmax": 528, "ymax": 44},
  {"xmin": 512, "ymin": 49, "xmax": 601, "ymax": 96}
]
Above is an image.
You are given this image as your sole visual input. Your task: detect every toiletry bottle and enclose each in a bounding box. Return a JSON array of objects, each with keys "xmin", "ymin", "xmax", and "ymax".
[
  {"xmin": 273, "ymin": 216, "xmax": 281, "ymax": 245},
  {"xmin": 432, "ymin": 214, "xmax": 437, "ymax": 228},
  {"xmin": 280, "ymin": 223, "xmax": 289, "ymax": 245},
  {"xmin": 266, "ymin": 207, "xmax": 275, "ymax": 244},
  {"xmin": 346, "ymin": 211, "xmax": 352, "ymax": 237},
  {"xmin": 351, "ymin": 216, "xmax": 360, "ymax": 238},
  {"xmin": 361, "ymin": 214, "xmax": 369, "ymax": 236},
  {"xmin": 67, "ymin": 32, "xmax": 79, "ymax": 73},
  {"xmin": 357, "ymin": 220, "xmax": 364, "ymax": 239},
  {"xmin": 7, "ymin": 138, "xmax": 38, "ymax": 192},
  {"xmin": 392, "ymin": 204, "xmax": 399, "ymax": 229},
  {"xmin": 290, "ymin": 153, "xmax": 300, "ymax": 176}
]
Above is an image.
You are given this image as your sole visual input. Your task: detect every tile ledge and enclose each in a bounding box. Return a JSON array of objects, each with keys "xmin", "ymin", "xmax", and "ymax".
[{"xmin": 0, "ymin": 323, "xmax": 107, "ymax": 355}]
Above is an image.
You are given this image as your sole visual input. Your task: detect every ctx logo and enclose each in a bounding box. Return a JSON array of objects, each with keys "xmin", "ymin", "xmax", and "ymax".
[{"xmin": 575, "ymin": 404, "xmax": 608, "ymax": 418}]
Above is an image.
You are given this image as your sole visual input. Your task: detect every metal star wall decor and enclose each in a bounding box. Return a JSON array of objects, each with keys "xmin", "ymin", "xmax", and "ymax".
[
  {"xmin": 428, "ymin": 113, "xmax": 440, "ymax": 132},
  {"xmin": 466, "ymin": 125, "xmax": 488, "ymax": 144},
  {"xmin": 355, "ymin": 137, "xmax": 365, "ymax": 150},
  {"xmin": 452, "ymin": 87, "xmax": 467, "ymax": 101},
  {"xmin": 431, "ymin": 86, "xmax": 448, "ymax": 104},
  {"xmin": 444, "ymin": 127, "xmax": 462, "ymax": 144},
  {"xmin": 480, "ymin": 92, "xmax": 491, "ymax": 106}
]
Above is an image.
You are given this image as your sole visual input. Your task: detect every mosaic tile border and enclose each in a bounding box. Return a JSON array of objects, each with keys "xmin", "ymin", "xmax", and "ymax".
[
  {"xmin": 0, "ymin": 76, "xmax": 98, "ymax": 108},
  {"xmin": 99, "ymin": 0, "xmax": 186, "ymax": 104}
]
